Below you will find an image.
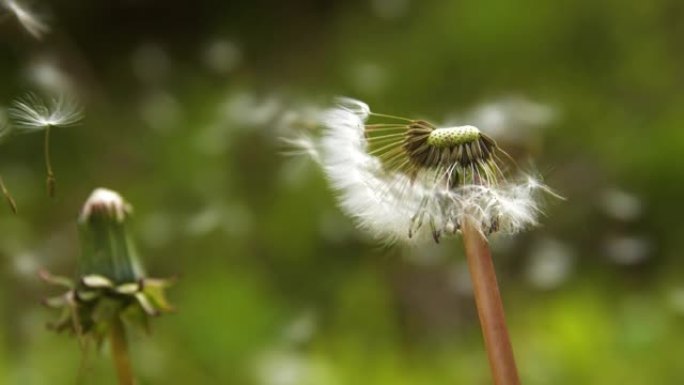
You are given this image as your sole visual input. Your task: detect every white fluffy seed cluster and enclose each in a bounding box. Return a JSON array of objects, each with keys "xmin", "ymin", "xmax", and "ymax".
[{"xmin": 294, "ymin": 98, "xmax": 556, "ymax": 244}]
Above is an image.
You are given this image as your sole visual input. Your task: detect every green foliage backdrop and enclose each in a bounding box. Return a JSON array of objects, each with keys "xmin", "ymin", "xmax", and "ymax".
[{"xmin": 0, "ymin": 0, "xmax": 682, "ymax": 384}]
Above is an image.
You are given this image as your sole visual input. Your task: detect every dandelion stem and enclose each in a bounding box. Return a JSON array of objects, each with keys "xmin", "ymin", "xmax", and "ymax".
[
  {"xmin": 462, "ymin": 219, "xmax": 520, "ymax": 385},
  {"xmin": 109, "ymin": 317, "xmax": 135, "ymax": 385},
  {"xmin": 0, "ymin": 175, "xmax": 17, "ymax": 213},
  {"xmin": 44, "ymin": 125, "xmax": 56, "ymax": 197}
]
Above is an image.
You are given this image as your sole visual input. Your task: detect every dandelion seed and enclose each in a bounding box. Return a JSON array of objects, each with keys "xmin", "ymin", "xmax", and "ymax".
[
  {"xmin": 466, "ymin": 96, "xmax": 555, "ymax": 144},
  {"xmin": 296, "ymin": 98, "xmax": 556, "ymax": 244},
  {"xmin": 8, "ymin": 93, "xmax": 83, "ymax": 197},
  {"xmin": 1, "ymin": 0, "xmax": 49, "ymax": 39},
  {"xmin": 9, "ymin": 93, "xmax": 82, "ymax": 130}
]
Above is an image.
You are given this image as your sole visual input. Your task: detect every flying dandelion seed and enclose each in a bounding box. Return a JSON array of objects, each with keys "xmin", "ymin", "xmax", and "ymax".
[
  {"xmin": 1, "ymin": 0, "xmax": 49, "ymax": 39},
  {"xmin": 8, "ymin": 93, "xmax": 83, "ymax": 197},
  {"xmin": 295, "ymin": 98, "xmax": 556, "ymax": 244}
]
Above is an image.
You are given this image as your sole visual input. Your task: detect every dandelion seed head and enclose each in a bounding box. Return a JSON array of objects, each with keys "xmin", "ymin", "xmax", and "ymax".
[
  {"xmin": 2, "ymin": 0, "xmax": 49, "ymax": 39},
  {"xmin": 8, "ymin": 93, "xmax": 83, "ymax": 132},
  {"xmin": 292, "ymin": 98, "xmax": 558, "ymax": 244}
]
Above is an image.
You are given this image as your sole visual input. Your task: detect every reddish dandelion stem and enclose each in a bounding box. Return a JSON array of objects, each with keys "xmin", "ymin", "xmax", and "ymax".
[{"xmin": 462, "ymin": 220, "xmax": 520, "ymax": 385}]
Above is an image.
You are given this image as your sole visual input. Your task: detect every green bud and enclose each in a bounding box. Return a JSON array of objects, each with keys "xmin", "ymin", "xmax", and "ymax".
[
  {"xmin": 42, "ymin": 188, "xmax": 174, "ymax": 343},
  {"xmin": 78, "ymin": 188, "xmax": 142, "ymax": 283}
]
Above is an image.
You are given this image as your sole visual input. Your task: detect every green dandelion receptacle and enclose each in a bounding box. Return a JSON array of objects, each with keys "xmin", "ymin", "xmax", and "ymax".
[
  {"xmin": 426, "ymin": 125, "xmax": 482, "ymax": 148},
  {"xmin": 367, "ymin": 115, "xmax": 501, "ymax": 188}
]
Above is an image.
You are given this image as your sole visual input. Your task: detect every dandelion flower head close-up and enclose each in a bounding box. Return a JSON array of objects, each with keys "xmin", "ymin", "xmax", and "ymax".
[{"xmin": 296, "ymin": 98, "xmax": 557, "ymax": 244}]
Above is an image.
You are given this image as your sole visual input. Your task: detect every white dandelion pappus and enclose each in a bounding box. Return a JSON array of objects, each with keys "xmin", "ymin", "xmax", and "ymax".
[
  {"xmin": 9, "ymin": 93, "xmax": 83, "ymax": 131},
  {"xmin": 298, "ymin": 98, "xmax": 555, "ymax": 244},
  {"xmin": 1, "ymin": 0, "xmax": 49, "ymax": 39}
]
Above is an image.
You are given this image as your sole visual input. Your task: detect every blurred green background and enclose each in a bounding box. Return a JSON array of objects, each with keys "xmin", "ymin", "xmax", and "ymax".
[{"xmin": 0, "ymin": 0, "xmax": 683, "ymax": 384}]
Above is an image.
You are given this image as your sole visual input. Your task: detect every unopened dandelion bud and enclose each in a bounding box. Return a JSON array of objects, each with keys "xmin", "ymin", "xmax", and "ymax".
[
  {"xmin": 78, "ymin": 188, "xmax": 142, "ymax": 283},
  {"xmin": 42, "ymin": 188, "xmax": 174, "ymax": 344}
]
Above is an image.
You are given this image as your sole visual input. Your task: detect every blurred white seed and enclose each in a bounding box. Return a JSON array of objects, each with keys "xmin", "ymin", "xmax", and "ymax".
[
  {"xmin": 448, "ymin": 261, "xmax": 473, "ymax": 296},
  {"xmin": 601, "ymin": 188, "xmax": 642, "ymax": 221},
  {"xmin": 139, "ymin": 91, "xmax": 183, "ymax": 133},
  {"xmin": 12, "ymin": 251, "xmax": 39, "ymax": 277},
  {"xmin": 27, "ymin": 58, "xmax": 75, "ymax": 94},
  {"xmin": 131, "ymin": 43, "xmax": 171, "ymax": 84},
  {"xmin": 255, "ymin": 350, "xmax": 308, "ymax": 385},
  {"xmin": 462, "ymin": 96, "xmax": 555, "ymax": 144},
  {"xmin": 525, "ymin": 237, "xmax": 574, "ymax": 290},
  {"xmin": 203, "ymin": 38, "xmax": 242, "ymax": 74},
  {"xmin": 282, "ymin": 311, "xmax": 317, "ymax": 345},
  {"xmin": 349, "ymin": 62, "xmax": 387, "ymax": 94},
  {"xmin": 666, "ymin": 287, "xmax": 684, "ymax": 316},
  {"xmin": 371, "ymin": 0, "xmax": 410, "ymax": 19},
  {"xmin": 186, "ymin": 202, "xmax": 252, "ymax": 237},
  {"xmin": 221, "ymin": 91, "xmax": 282, "ymax": 127},
  {"xmin": 2, "ymin": 0, "xmax": 49, "ymax": 39},
  {"xmin": 604, "ymin": 235, "xmax": 652, "ymax": 265}
]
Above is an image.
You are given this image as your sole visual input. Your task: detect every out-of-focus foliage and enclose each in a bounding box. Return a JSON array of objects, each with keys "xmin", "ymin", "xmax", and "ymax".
[{"xmin": 0, "ymin": 0, "xmax": 683, "ymax": 384}]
